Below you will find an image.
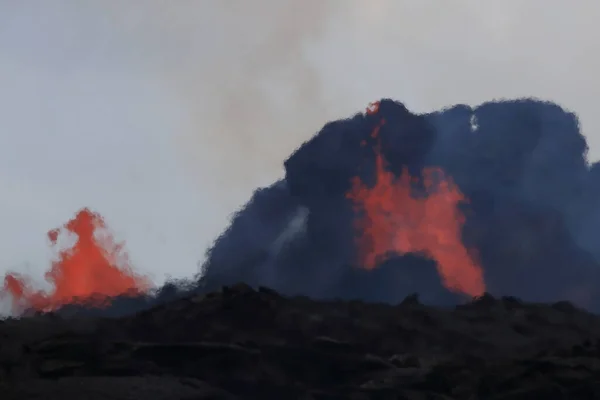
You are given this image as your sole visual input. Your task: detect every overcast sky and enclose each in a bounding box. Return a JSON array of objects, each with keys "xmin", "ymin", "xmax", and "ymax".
[{"xmin": 0, "ymin": 1, "xmax": 599, "ymax": 296}]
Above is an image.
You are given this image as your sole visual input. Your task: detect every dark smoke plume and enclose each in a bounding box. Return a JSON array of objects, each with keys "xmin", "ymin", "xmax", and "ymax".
[
  {"xmin": 53, "ymin": 98, "xmax": 600, "ymax": 317},
  {"xmin": 202, "ymin": 98, "xmax": 600, "ymax": 309}
]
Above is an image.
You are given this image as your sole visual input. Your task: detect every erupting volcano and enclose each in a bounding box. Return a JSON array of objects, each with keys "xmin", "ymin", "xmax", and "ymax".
[
  {"xmin": 346, "ymin": 112, "xmax": 485, "ymax": 297},
  {"xmin": 1, "ymin": 208, "xmax": 151, "ymax": 314},
  {"xmin": 4, "ymin": 97, "xmax": 600, "ymax": 317}
]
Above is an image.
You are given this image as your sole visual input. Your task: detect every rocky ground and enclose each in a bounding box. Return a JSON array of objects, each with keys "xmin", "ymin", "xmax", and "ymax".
[{"xmin": 3, "ymin": 284, "xmax": 600, "ymax": 399}]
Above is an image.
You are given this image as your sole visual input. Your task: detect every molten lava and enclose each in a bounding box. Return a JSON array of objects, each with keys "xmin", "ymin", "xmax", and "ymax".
[
  {"xmin": 1, "ymin": 208, "xmax": 151, "ymax": 313},
  {"xmin": 346, "ymin": 109, "xmax": 485, "ymax": 298}
]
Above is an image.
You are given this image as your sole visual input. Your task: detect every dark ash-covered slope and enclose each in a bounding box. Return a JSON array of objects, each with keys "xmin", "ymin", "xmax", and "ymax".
[{"xmin": 3, "ymin": 285, "xmax": 600, "ymax": 399}]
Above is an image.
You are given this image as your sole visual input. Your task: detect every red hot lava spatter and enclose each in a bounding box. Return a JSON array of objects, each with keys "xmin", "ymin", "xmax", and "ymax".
[
  {"xmin": 346, "ymin": 105, "xmax": 485, "ymax": 297},
  {"xmin": 1, "ymin": 208, "xmax": 151, "ymax": 313}
]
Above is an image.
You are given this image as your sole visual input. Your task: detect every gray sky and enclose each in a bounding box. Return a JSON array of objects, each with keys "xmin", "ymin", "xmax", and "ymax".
[{"xmin": 0, "ymin": 1, "xmax": 599, "ymax": 297}]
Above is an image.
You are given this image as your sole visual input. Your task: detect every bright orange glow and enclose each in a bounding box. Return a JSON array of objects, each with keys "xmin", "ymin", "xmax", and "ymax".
[
  {"xmin": 2, "ymin": 208, "xmax": 151, "ymax": 313},
  {"xmin": 347, "ymin": 117, "xmax": 485, "ymax": 297}
]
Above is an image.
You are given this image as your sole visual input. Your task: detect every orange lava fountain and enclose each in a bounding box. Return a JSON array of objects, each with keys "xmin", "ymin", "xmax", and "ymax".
[
  {"xmin": 2, "ymin": 208, "xmax": 151, "ymax": 313},
  {"xmin": 346, "ymin": 105, "xmax": 485, "ymax": 297}
]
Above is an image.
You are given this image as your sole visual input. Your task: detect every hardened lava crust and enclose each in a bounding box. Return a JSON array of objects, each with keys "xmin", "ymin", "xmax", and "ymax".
[{"xmin": 2, "ymin": 284, "xmax": 600, "ymax": 399}]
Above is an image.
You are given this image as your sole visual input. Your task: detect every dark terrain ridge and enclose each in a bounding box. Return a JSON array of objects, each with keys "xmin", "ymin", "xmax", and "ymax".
[{"xmin": 2, "ymin": 284, "xmax": 600, "ymax": 399}]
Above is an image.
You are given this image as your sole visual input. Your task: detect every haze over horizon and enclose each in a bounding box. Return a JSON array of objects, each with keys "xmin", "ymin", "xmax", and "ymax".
[{"xmin": 1, "ymin": 1, "xmax": 599, "ymax": 315}]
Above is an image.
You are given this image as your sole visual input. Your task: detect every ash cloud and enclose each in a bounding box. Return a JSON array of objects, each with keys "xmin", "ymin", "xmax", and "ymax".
[{"xmin": 200, "ymin": 98, "xmax": 600, "ymax": 310}]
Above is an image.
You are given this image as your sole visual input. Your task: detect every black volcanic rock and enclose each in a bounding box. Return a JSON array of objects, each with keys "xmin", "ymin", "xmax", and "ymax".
[{"xmin": 3, "ymin": 285, "xmax": 600, "ymax": 399}]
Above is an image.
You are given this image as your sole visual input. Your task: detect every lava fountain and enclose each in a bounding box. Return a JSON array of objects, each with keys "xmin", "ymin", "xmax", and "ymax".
[
  {"xmin": 1, "ymin": 208, "xmax": 152, "ymax": 314},
  {"xmin": 346, "ymin": 104, "xmax": 485, "ymax": 297}
]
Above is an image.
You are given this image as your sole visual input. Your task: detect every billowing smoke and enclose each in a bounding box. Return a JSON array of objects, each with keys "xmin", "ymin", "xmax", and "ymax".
[
  {"xmin": 202, "ymin": 98, "xmax": 600, "ymax": 309},
  {"xmin": 4, "ymin": 98, "xmax": 600, "ymax": 317}
]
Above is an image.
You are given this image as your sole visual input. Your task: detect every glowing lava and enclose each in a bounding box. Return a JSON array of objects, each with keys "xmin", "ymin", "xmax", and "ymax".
[
  {"xmin": 1, "ymin": 208, "xmax": 151, "ymax": 313},
  {"xmin": 346, "ymin": 109, "xmax": 485, "ymax": 298}
]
